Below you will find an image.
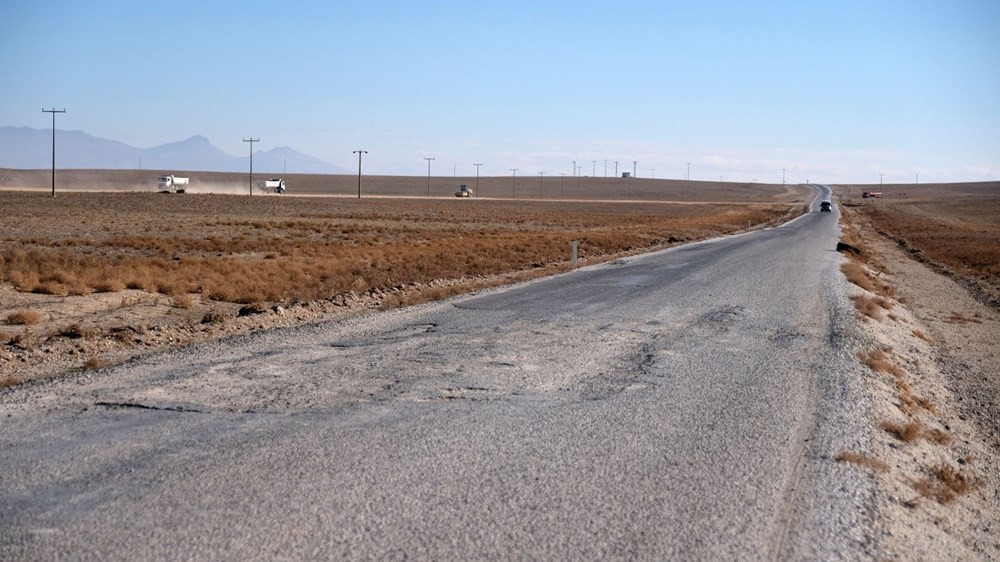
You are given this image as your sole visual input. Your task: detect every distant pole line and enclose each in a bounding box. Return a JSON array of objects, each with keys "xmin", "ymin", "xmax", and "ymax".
[
  {"xmin": 474, "ymin": 163, "xmax": 483, "ymax": 195},
  {"xmin": 424, "ymin": 157, "xmax": 435, "ymax": 197},
  {"xmin": 243, "ymin": 138, "xmax": 259, "ymax": 195},
  {"xmin": 353, "ymin": 150, "xmax": 367, "ymax": 198},
  {"xmin": 42, "ymin": 108, "xmax": 66, "ymax": 197},
  {"xmin": 633, "ymin": 161, "xmax": 637, "ymax": 179},
  {"xmin": 510, "ymin": 168, "xmax": 518, "ymax": 199}
]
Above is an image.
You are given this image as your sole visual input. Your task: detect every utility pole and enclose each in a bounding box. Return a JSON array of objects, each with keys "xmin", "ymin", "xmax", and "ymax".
[
  {"xmin": 424, "ymin": 157, "xmax": 435, "ymax": 197},
  {"xmin": 474, "ymin": 163, "xmax": 483, "ymax": 194},
  {"xmin": 686, "ymin": 162, "xmax": 690, "ymax": 181},
  {"xmin": 782, "ymin": 168, "xmax": 786, "ymax": 186},
  {"xmin": 633, "ymin": 160, "xmax": 637, "ymax": 178},
  {"xmin": 560, "ymin": 172, "xmax": 566, "ymax": 197},
  {"xmin": 591, "ymin": 160, "xmax": 596, "ymax": 177},
  {"xmin": 538, "ymin": 171, "xmax": 544, "ymax": 197},
  {"xmin": 243, "ymin": 138, "xmax": 259, "ymax": 195},
  {"xmin": 880, "ymin": 173, "xmax": 884, "ymax": 186},
  {"xmin": 572, "ymin": 160, "xmax": 576, "ymax": 177},
  {"xmin": 353, "ymin": 150, "xmax": 367, "ymax": 198},
  {"xmin": 42, "ymin": 108, "xmax": 66, "ymax": 197},
  {"xmin": 510, "ymin": 168, "xmax": 518, "ymax": 199},
  {"xmin": 603, "ymin": 159, "xmax": 608, "ymax": 177},
  {"xmin": 615, "ymin": 161, "xmax": 619, "ymax": 177},
  {"xmin": 651, "ymin": 168, "xmax": 655, "ymax": 179},
  {"xmin": 577, "ymin": 166, "xmax": 582, "ymax": 189}
]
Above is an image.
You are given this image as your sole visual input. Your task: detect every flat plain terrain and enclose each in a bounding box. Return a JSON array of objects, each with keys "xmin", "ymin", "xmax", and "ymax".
[
  {"xmin": 1, "ymin": 171, "xmax": 807, "ymax": 383},
  {"xmin": 836, "ymin": 182, "xmax": 1000, "ymax": 306}
]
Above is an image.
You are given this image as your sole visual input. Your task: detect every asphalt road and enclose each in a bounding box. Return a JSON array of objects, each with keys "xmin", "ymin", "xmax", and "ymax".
[{"xmin": 1, "ymin": 185, "xmax": 877, "ymax": 560}]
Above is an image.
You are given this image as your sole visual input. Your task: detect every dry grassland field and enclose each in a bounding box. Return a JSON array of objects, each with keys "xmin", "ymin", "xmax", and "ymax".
[
  {"xmin": 0, "ymin": 169, "xmax": 807, "ymax": 383},
  {"xmin": 837, "ymin": 182, "xmax": 1000, "ymax": 307}
]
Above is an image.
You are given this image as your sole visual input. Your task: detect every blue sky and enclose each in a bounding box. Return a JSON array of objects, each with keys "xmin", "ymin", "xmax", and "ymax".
[{"xmin": 2, "ymin": 0, "xmax": 998, "ymax": 183}]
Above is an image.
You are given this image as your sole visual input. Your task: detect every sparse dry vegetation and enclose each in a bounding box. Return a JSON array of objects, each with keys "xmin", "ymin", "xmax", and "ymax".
[
  {"xmin": 911, "ymin": 464, "xmax": 983, "ymax": 504},
  {"xmin": 839, "ymin": 182, "xmax": 1000, "ymax": 307},
  {"xmin": 834, "ymin": 451, "xmax": 889, "ymax": 472},
  {"xmin": 881, "ymin": 420, "xmax": 950, "ymax": 445},
  {"xmin": 0, "ymin": 192, "xmax": 795, "ymax": 306},
  {"xmin": 6, "ymin": 310, "xmax": 40, "ymax": 325}
]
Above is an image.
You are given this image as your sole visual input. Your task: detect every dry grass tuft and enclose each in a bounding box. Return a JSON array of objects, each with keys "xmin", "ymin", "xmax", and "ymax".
[
  {"xmin": 0, "ymin": 374, "xmax": 26, "ymax": 388},
  {"xmin": 858, "ymin": 348, "xmax": 906, "ymax": 378},
  {"xmin": 912, "ymin": 464, "xmax": 983, "ymax": 504},
  {"xmin": 6, "ymin": 310, "xmax": 40, "ymax": 325},
  {"xmin": 912, "ymin": 329, "xmax": 934, "ymax": 344},
  {"xmin": 881, "ymin": 420, "xmax": 949, "ymax": 444},
  {"xmin": 850, "ymin": 295, "xmax": 885, "ymax": 320},
  {"xmin": 881, "ymin": 420, "xmax": 926, "ymax": 443},
  {"xmin": 172, "ymin": 293, "xmax": 195, "ymax": 309},
  {"xmin": 82, "ymin": 356, "xmax": 108, "ymax": 370},
  {"xmin": 841, "ymin": 261, "xmax": 877, "ymax": 292},
  {"xmin": 201, "ymin": 306, "xmax": 231, "ymax": 324},
  {"xmin": 833, "ymin": 451, "xmax": 888, "ymax": 472},
  {"xmin": 57, "ymin": 323, "xmax": 92, "ymax": 339}
]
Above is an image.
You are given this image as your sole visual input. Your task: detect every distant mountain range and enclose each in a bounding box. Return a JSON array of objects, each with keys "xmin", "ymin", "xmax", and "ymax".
[{"xmin": 0, "ymin": 127, "xmax": 349, "ymax": 174}]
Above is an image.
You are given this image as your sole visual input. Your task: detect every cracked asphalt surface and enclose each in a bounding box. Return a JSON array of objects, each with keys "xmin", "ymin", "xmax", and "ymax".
[{"xmin": 1, "ymin": 185, "xmax": 878, "ymax": 560}]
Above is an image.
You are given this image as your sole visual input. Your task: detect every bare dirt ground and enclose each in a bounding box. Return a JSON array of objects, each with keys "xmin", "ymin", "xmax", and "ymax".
[
  {"xmin": 0, "ymin": 167, "xmax": 799, "ymax": 202},
  {"xmin": 1, "ymin": 175, "xmax": 807, "ymax": 386},
  {"xmin": 835, "ymin": 184, "xmax": 999, "ymax": 560}
]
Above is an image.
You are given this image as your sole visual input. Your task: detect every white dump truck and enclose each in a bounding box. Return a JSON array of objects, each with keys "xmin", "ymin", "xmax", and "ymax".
[
  {"xmin": 258, "ymin": 178, "xmax": 287, "ymax": 193},
  {"xmin": 157, "ymin": 175, "xmax": 189, "ymax": 193}
]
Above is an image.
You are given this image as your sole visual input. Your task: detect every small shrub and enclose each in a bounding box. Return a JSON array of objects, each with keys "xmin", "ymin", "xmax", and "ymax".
[
  {"xmin": 201, "ymin": 306, "xmax": 231, "ymax": 324},
  {"xmin": 912, "ymin": 330, "xmax": 934, "ymax": 344},
  {"xmin": 6, "ymin": 310, "xmax": 40, "ymax": 325}
]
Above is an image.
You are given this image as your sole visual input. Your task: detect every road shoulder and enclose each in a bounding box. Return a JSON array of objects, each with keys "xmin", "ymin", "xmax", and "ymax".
[{"xmin": 842, "ymin": 211, "xmax": 999, "ymax": 560}]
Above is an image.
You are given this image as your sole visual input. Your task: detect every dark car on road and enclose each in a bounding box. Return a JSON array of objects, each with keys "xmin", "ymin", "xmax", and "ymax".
[{"xmin": 819, "ymin": 200, "xmax": 832, "ymax": 212}]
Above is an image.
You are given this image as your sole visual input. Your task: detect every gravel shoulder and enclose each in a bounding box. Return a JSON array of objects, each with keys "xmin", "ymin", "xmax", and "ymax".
[{"xmin": 842, "ymin": 211, "xmax": 999, "ymax": 560}]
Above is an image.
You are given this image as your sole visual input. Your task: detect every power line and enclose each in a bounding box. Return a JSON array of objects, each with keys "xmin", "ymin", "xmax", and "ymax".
[
  {"xmin": 353, "ymin": 150, "xmax": 367, "ymax": 198},
  {"xmin": 243, "ymin": 138, "xmax": 259, "ymax": 195},
  {"xmin": 424, "ymin": 157, "xmax": 435, "ymax": 197},
  {"xmin": 42, "ymin": 108, "xmax": 66, "ymax": 197}
]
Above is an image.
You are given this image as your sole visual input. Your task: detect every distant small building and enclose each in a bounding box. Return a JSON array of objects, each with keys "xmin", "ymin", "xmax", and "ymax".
[{"xmin": 621, "ymin": 172, "xmax": 631, "ymax": 178}]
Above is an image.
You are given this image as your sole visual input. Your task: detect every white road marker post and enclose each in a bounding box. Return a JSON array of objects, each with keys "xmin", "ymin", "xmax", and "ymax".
[{"xmin": 571, "ymin": 240, "xmax": 578, "ymax": 268}]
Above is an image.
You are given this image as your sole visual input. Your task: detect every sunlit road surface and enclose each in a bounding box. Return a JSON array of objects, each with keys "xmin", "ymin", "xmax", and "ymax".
[{"xmin": 1, "ymin": 186, "xmax": 873, "ymax": 560}]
